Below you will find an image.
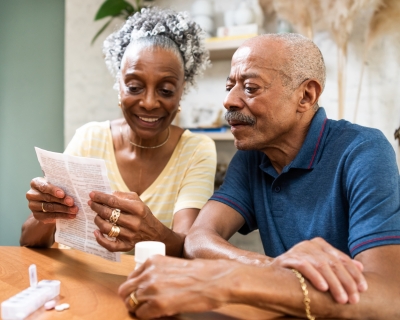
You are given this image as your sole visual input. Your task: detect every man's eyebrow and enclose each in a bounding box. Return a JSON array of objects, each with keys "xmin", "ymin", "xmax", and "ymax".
[{"xmin": 226, "ymin": 73, "xmax": 261, "ymax": 82}]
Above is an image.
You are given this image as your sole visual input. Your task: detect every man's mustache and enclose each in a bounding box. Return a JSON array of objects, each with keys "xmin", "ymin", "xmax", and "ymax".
[{"xmin": 225, "ymin": 111, "xmax": 256, "ymax": 125}]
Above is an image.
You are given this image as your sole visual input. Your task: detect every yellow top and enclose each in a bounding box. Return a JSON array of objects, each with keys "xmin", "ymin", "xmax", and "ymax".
[{"xmin": 64, "ymin": 121, "xmax": 217, "ymax": 229}]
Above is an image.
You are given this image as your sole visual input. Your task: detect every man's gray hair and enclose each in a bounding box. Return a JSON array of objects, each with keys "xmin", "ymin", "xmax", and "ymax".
[
  {"xmin": 261, "ymin": 33, "xmax": 326, "ymax": 91},
  {"xmin": 103, "ymin": 7, "xmax": 210, "ymax": 91}
]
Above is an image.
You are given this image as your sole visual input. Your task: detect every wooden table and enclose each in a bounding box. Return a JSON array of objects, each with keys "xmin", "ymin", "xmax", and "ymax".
[{"xmin": 0, "ymin": 247, "xmax": 291, "ymax": 320}]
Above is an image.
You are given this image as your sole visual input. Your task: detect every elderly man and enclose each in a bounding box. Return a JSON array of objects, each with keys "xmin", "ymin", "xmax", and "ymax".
[{"xmin": 118, "ymin": 33, "xmax": 400, "ymax": 319}]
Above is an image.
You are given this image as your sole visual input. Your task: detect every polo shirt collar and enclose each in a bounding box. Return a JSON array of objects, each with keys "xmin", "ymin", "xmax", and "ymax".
[
  {"xmin": 289, "ymin": 107, "xmax": 328, "ymax": 170},
  {"xmin": 260, "ymin": 107, "xmax": 328, "ymax": 176}
]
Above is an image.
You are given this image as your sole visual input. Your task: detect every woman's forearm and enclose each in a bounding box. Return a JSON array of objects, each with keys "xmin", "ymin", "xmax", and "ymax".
[{"xmin": 20, "ymin": 214, "xmax": 56, "ymax": 248}]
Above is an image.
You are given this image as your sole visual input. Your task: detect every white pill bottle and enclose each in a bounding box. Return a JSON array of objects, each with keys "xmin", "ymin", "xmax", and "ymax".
[{"xmin": 134, "ymin": 241, "xmax": 166, "ymax": 270}]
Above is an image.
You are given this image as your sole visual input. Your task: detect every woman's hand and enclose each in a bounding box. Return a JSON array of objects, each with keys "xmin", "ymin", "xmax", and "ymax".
[
  {"xmin": 89, "ymin": 191, "xmax": 168, "ymax": 252},
  {"xmin": 118, "ymin": 255, "xmax": 236, "ymax": 319},
  {"xmin": 26, "ymin": 177, "xmax": 78, "ymax": 224},
  {"xmin": 271, "ymin": 237, "xmax": 368, "ymax": 305}
]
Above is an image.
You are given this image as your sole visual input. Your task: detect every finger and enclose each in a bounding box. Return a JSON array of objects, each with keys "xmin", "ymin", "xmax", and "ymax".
[
  {"xmin": 352, "ymin": 259, "xmax": 364, "ymax": 272},
  {"xmin": 278, "ymin": 257, "xmax": 329, "ymax": 292},
  {"xmin": 27, "ymin": 188, "xmax": 75, "ymax": 206},
  {"xmin": 29, "ymin": 201, "xmax": 78, "ymax": 215},
  {"xmin": 30, "ymin": 178, "xmax": 74, "ymax": 206},
  {"xmin": 320, "ymin": 242, "xmax": 368, "ymax": 294},
  {"xmin": 340, "ymin": 258, "xmax": 367, "ymax": 293},
  {"xmin": 113, "ymin": 191, "xmax": 140, "ymax": 201},
  {"xmin": 32, "ymin": 210, "xmax": 76, "ymax": 224},
  {"xmin": 90, "ymin": 201, "xmax": 142, "ymax": 231},
  {"xmin": 89, "ymin": 191, "xmax": 147, "ymax": 218},
  {"xmin": 93, "ymin": 229, "xmax": 132, "ymax": 252},
  {"xmin": 316, "ymin": 259, "xmax": 354, "ymax": 304}
]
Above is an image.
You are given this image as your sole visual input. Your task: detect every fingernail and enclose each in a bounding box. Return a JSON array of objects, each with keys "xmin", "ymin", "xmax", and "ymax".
[
  {"xmin": 68, "ymin": 214, "xmax": 76, "ymax": 219},
  {"xmin": 56, "ymin": 190, "xmax": 64, "ymax": 198},
  {"xmin": 339, "ymin": 292, "xmax": 348, "ymax": 304},
  {"xmin": 69, "ymin": 207, "xmax": 78, "ymax": 214},
  {"xmin": 349, "ymin": 293, "xmax": 359, "ymax": 304},
  {"xmin": 65, "ymin": 197, "xmax": 73, "ymax": 206},
  {"xmin": 89, "ymin": 191, "xmax": 94, "ymax": 198},
  {"xmin": 358, "ymin": 281, "xmax": 368, "ymax": 292},
  {"xmin": 88, "ymin": 200, "xmax": 92, "ymax": 206}
]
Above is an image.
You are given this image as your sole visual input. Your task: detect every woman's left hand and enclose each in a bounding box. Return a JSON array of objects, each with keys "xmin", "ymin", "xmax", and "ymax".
[{"xmin": 88, "ymin": 191, "xmax": 165, "ymax": 252}]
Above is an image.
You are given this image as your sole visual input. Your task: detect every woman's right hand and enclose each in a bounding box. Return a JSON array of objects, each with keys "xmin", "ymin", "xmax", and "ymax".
[{"xmin": 26, "ymin": 177, "xmax": 79, "ymax": 224}]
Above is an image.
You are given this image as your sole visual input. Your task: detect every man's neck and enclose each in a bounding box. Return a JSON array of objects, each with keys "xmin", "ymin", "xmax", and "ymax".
[{"xmin": 262, "ymin": 116, "xmax": 313, "ymax": 175}]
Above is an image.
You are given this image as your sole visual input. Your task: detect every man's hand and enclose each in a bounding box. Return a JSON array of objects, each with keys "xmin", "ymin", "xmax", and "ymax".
[
  {"xmin": 271, "ymin": 237, "xmax": 367, "ymax": 304},
  {"xmin": 118, "ymin": 255, "xmax": 240, "ymax": 319}
]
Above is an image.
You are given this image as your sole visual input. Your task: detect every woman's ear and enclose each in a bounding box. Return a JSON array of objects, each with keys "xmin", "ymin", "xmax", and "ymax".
[{"xmin": 298, "ymin": 79, "xmax": 322, "ymax": 112}]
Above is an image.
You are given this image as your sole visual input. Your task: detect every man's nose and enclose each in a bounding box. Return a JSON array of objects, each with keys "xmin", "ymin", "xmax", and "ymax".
[{"xmin": 223, "ymin": 85, "xmax": 244, "ymax": 111}]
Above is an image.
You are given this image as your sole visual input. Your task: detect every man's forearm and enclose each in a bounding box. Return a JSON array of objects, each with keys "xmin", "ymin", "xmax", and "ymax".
[
  {"xmin": 184, "ymin": 228, "xmax": 272, "ymax": 265},
  {"xmin": 231, "ymin": 265, "xmax": 399, "ymax": 319}
]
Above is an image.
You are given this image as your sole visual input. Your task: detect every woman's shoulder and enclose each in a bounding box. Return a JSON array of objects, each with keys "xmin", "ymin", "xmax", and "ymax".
[
  {"xmin": 74, "ymin": 120, "xmax": 111, "ymax": 137},
  {"xmin": 180, "ymin": 129, "xmax": 215, "ymax": 147}
]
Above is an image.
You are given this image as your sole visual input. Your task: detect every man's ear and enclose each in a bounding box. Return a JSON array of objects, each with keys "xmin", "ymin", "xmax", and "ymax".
[{"xmin": 297, "ymin": 79, "xmax": 322, "ymax": 112}]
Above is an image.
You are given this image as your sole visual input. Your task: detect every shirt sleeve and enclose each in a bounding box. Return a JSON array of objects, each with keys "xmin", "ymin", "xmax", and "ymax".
[
  {"xmin": 210, "ymin": 150, "xmax": 258, "ymax": 234},
  {"xmin": 346, "ymin": 133, "xmax": 400, "ymax": 257},
  {"xmin": 173, "ymin": 135, "xmax": 217, "ymax": 213}
]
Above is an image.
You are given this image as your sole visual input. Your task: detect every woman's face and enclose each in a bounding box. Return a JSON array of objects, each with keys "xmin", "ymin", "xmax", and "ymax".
[{"xmin": 119, "ymin": 44, "xmax": 185, "ymax": 141}]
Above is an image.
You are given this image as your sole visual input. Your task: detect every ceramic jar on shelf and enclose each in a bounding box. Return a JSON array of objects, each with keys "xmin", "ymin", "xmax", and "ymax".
[{"xmin": 191, "ymin": 0, "xmax": 215, "ymax": 38}]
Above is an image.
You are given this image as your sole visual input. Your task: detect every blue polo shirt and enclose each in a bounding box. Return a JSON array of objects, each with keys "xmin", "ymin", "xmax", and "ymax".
[{"xmin": 211, "ymin": 108, "xmax": 400, "ymax": 258}]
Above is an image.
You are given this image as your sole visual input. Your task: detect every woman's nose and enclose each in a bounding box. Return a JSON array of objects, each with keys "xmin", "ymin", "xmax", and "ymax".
[{"xmin": 141, "ymin": 91, "xmax": 160, "ymax": 110}]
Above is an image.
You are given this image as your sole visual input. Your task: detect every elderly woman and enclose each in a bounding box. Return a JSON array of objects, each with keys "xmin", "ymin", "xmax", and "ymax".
[{"xmin": 20, "ymin": 7, "xmax": 216, "ymax": 257}]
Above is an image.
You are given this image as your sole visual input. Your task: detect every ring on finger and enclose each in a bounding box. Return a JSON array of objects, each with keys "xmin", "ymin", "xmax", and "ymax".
[
  {"xmin": 129, "ymin": 291, "xmax": 139, "ymax": 308},
  {"xmin": 42, "ymin": 202, "xmax": 47, "ymax": 213},
  {"xmin": 107, "ymin": 225, "xmax": 121, "ymax": 238},
  {"xmin": 109, "ymin": 208, "xmax": 121, "ymax": 225}
]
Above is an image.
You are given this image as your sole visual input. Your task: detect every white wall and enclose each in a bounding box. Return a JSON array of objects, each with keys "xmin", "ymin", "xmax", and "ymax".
[{"xmin": 65, "ymin": 0, "xmax": 400, "ymax": 161}]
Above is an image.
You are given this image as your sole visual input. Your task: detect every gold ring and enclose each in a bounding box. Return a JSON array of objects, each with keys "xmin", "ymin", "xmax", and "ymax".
[
  {"xmin": 129, "ymin": 291, "xmax": 139, "ymax": 308},
  {"xmin": 107, "ymin": 225, "xmax": 120, "ymax": 238},
  {"xmin": 109, "ymin": 208, "xmax": 121, "ymax": 224},
  {"xmin": 42, "ymin": 202, "xmax": 47, "ymax": 212}
]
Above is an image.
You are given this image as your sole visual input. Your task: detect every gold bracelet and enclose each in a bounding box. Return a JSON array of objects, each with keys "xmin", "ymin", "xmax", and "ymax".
[{"xmin": 291, "ymin": 268, "xmax": 316, "ymax": 320}]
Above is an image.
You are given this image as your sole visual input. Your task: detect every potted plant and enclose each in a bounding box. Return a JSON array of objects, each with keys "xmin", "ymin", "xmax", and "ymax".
[{"xmin": 92, "ymin": 0, "xmax": 155, "ymax": 44}]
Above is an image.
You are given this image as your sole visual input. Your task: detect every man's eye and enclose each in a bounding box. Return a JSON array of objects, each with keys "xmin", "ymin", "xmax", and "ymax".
[
  {"xmin": 225, "ymin": 85, "xmax": 232, "ymax": 92},
  {"xmin": 245, "ymin": 86, "xmax": 257, "ymax": 93}
]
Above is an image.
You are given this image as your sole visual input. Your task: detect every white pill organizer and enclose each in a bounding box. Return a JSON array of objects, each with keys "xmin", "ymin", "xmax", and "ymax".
[{"xmin": 1, "ymin": 264, "xmax": 61, "ymax": 320}]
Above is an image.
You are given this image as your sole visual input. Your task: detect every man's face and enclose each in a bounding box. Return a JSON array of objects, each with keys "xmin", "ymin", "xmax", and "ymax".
[{"xmin": 224, "ymin": 41, "xmax": 301, "ymax": 152}]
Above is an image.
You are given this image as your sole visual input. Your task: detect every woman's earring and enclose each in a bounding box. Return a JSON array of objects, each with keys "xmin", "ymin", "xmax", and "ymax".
[
  {"xmin": 178, "ymin": 106, "xmax": 181, "ymax": 112},
  {"xmin": 118, "ymin": 94, "xmax": 122, "ymax": 108}
]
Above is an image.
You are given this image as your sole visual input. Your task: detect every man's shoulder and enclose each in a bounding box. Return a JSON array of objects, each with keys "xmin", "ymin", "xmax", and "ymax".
[{"xmin": 327, "ymin": 119, "xmax": 387, "ymax": 145}]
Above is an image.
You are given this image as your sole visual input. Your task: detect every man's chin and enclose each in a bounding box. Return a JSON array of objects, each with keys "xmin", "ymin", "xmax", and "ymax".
[{"xmin": 234, "ymin": 139, "xmax": 256, "ymax": 151}]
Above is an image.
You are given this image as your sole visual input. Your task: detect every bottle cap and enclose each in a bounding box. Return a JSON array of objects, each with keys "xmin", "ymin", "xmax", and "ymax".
[{"xmin": 134, "ymin": 241, "xmax": 166, "ymax": 264}]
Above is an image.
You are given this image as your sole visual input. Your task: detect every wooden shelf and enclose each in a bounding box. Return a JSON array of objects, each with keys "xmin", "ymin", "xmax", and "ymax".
[{"xmin": 205, "ymin": 35, "xmax": 257, "ymax": 60}]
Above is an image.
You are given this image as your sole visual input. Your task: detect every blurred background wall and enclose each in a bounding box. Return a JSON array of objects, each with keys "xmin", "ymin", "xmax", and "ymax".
[{"xmin": 0, "ymin": 0, "xmax": 65, "ymax": 245}]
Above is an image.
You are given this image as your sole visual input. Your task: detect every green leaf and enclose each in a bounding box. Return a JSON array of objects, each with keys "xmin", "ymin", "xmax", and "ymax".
[
  {"xmin": 91, "ymin": 18, "xmax": 114, "ymax": 45},
  {"xmin": 94, "ymin": 0, "xmax": 134, "ymax": 21}
]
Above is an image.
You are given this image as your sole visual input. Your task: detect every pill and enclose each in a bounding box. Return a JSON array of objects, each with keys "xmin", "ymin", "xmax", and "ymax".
[
  {"xmin": 55, "ymin": 303, "xmax": 70, "ymax": 311},
  {"xmin": 60, "ymin": 303, "xmax": 70, "ymax": 310},
  {"xmin": 44, "ymin": 300, "xmax": 56, "ymax": 310}
]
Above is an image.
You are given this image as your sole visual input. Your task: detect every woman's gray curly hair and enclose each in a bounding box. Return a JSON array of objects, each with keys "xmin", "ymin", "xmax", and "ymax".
[{"xmin": 103, "ymin": 7, "xmax": 210, "ymax": 91}]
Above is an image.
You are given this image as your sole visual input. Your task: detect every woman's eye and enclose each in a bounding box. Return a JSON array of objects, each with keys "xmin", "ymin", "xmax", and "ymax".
[
  {"xmin": 128, "ymin": 86, "xmax": 141, "ymax": 94},
  {"xmin": 160, "ymin": 89, "xmax": 174, "ymax": 97}
]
